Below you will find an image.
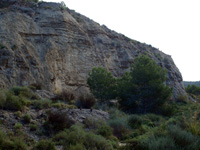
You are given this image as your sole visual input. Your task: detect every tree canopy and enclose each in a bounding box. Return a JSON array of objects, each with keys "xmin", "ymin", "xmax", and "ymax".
[
  {"xmin": 87, "ymin": 55, "xmax": 172, "ymax": 114},
  {"xmin": 87, "ymin": 67, "xmax": 116, "ymax": 102},
  {"xmin": 119, "ymin": 55, "xmax": 172, "ymax": 113}
]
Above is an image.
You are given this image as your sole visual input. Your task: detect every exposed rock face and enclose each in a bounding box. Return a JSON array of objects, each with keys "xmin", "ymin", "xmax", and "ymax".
[
  {"xmin": 50, "ymin": 108, "xmax": 109, "ymax": 123},
  {"xmin": 0, "ymin": 1, "xmax": 186, "ymax": 98}
]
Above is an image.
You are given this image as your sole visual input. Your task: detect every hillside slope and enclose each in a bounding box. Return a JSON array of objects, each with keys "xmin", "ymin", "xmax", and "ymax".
[{"xmin": 0, "ymin": 1, "xmax": 186, "ymax": 98}]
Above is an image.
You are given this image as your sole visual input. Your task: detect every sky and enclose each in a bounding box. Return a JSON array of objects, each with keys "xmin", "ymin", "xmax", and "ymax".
[{"xmin": 46, "ymin": 0, "xmax": 200, "ymax": 81}]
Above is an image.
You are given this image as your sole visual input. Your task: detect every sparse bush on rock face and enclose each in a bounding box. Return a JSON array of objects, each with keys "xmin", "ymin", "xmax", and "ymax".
[
  {"xmin": 29, "ymin": 83, "xmax": 42, "ymax": 91},
  {"xmin": 45, "ymin": 110, "xmax": 75, "ymax": 133},
  {"xmin": 22, "ymin": 114, "xmax": 31, "ymax": 124},
  {"xmin": 53, "ymin": 90, "xmax": 75, "ymax": 104},
  {"xmin": 4, "ymin": 92, "xmax": 25, "ymax": 111},
  {"xmin": 31, "ymin": 99, "xmax": 51, "ymax": 110},
  {"xmin": 76, "ymin": 94, "xmax": 96, "ymax": 109},
  {"xmin": 0, "ymin": 90, "xmax": 6, "ymax": 108},
  {"xmin": 10, "ymin": 86, "xmax": 35, "ymax": 99}
]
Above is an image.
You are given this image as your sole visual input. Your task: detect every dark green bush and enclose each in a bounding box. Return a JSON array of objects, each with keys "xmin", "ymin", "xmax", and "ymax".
[
  {"xmin": 76, "ymin": 94, "xmax": 96, "ymax": 109},
  {"xmin": 83, "ymin": 118, "xmax": 105, "ymax": 130},
  {"xmin": 87, "ymin": 67, "xmax": 117, "ymax": 102},
  {"xmin": 12, "ymin": 138, "xmax": 28, "ymax": 150},
  {"xmin": 176, "ymin": 94, "xmax": 188, "ymax": 103},
  {"xmin": 51, "ymin": 103, "xmax": 73, "ymax": 109},
  {"xmin": 108, "ymin": 117, "xmax": 131, "ymax": 140},
  {"xmin": 54, "ymin": 90, "xmax": 75, "ymax": 103},
  {"xmin": 53, "ymin": 125, "xmax": 114, "ymax": 150},
  {"xmin": 128, "ymin": 115, "xmax": 143, "ymax": 129},
  {"xmin": 145, "ymin": 113, "xmax": 162, "ymax": 122},
  {"xmin": 68, "ymin": 143, "xmax": 86, "ymax": 150},
  {"xmin": 87, "ymin": 55, "xmax": 172, "ymax": 114},
  {"xmin": 32, "ymin": 140, "xmax": 55, "ymax": 150},
  {"xmin": 0, "ymin": 43, "xmax": 5, "ymax": 49},
  {"xmin": 29, "ymin": 83, "xmax": 42, "ymax": 91},
  {"xmin": 167, "ymin": 125, "xmax": 199, "ymax": 148},
  {"xmin": 10, "ymin": 86, "xmax": 35, "ymax": 99},
  {"xmin": 186, "ymin": 84, "xmax": 200, "ymax": 96},
  {"xmin": 97, "ymin": 124, "xmax": 113, "ymax": 138},
  {"xmin": 0, "ymin": 130, "xmax": 27, "ymax": 150},
  {"xmin": 157, "ymin": 103, "xmax": 176, "ymax": 116},
  {"xmin": 31, "ymin": 99, "xmax": 51, "ymax": 109},
  {"xmin": 0, "ymin": 90, "xmax": 6, "ymax": 108},
  {"xmin": 142, "ymin": 136, "xmax": 177, "ymax": 150},
  {"xmin": 45, "ymin": 110, "xmax": 75, "ymax": 133},
  {"xmin": 119, "ymin": 55, "xmax": 172, "ymax": 113},
  {"xmin": 29, "ymin": 124, "xmax": 37, "ymax": 131},
  {"xmin": 22, "ymin": 114, "xmax": 31, "ymax": 124},
  {"xmin": 4, "ymin": 91, "xmax": 26, "ymax": 111}
]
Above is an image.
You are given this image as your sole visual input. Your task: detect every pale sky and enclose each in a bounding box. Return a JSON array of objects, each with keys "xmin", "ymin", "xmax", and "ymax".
[{"xmin": 46, "ymin": 0, "xmax": 200, "ymax": 81}]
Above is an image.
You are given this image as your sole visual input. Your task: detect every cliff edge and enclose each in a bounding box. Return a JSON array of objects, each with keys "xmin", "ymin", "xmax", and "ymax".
[{"xmin": 0, "ymin": 0, "xmax": 186, "ymax": 98}]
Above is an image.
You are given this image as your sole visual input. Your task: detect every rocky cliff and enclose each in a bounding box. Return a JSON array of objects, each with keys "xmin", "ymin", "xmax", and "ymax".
[{"xmin": 0, "ymin": 0, "xmax": 186, "ymax": 98}]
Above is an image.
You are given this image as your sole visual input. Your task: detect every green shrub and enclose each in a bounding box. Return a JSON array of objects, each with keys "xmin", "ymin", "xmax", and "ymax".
[
  {"xmin": 12, "ymin": 138, "xmax": 28, "ymax": 150},
  {"xmin": 51, "ymin": 103, "xmax": 71, "ymax": 109},
  {"xmin": 31, "ymin": 99, "xmax": 51, "ymax": 109},
  {"xmin": 29, "ymin": 83, "xmax": 42, "ymax": 91},
  {"xmin": 53, "ymin": 125, "xmax": 114, "ymax": 150},
  {"xmin": 145, "ymin": 113, "xmax": 162, "ymax": 122},
  {"xmin": 29, "ymin": 124, "xmax": 37, "ymax": 131},
  {"xmin": 87, "ymin": 67, "xmax": 117, "ymax": 102},
  {"xmin": 53, "ymin": 90, "xmax": 75, "ymax": 104},
  {"xmin": 186, "ymin": 84, "xmax": 200, "ymax": 96},
  {"xmin": 128, "ymin": 115, "xmax": 143, "ymax": 129},
  {"xmin": 10, "ymin": 86, "xmax": 35, "ymax": 99},
  {"xmin": 4, "ymin": 92, "xmax": 25, "ymax": 111},
  {"xmin": 32, "ymin": 140, "xmax": 55, "ymax": 150},
  {"xmin": 14, "ymin": 111, "xmax": 22, "ymax": 117},
  {"xmin": 76, "ymin": 94, "xmax": 96, "ymax": 109},
  {"xmin": 119, "ymin": 55, "xmax": 172, "ymax": 114},
  {"xmin": 0, "ymin": 90, "xmax": 6, "ymax": 108},
  {"xmin": 84, "ymin": 132, "xmax": 114, "ymax": 150},
  {"xmin": 176, "ymin": 94, "xmax": 188, "ymax": 103},
  {"xmin": 157, "ymin": 103, "xmax": 176, "ymax": 116},
  {"xmin": 83, "ymin": 118, "xmax": 105, "ymax": 130},
  {"xmin": 168, "ymin": 125, "xmax": 199, "ymax": 148},
  {"xmin": 22, "ymin": 114, "xmax": 31, "ymax": 124},
  {"xmin": 0, "ymin": 130, "xmax": 27, "ymax": 150},
  {"xmin": 108, "ymin": 117, "xmax": 131, "ymax": 140},
  {"xmin": 183, "ymin": 111, "xmax": 200, "ymax": 135},
  {"xmin": 68, "ymin": 143, "xmax": 86, "ymax": 150},
  {"xmin": 142, "ymin": 136, "xmax": 177, "ymax": 150},
  {"xmin": 14, "ymin": 123, "xmax": 23, "ymax": 130},
  {"xmin": 0, "ymin": 43, "xmax": 5, "ymax": 49},
  {"xmin": 97, "ymin": 124, "xmax": 113, "ymax": 138}
]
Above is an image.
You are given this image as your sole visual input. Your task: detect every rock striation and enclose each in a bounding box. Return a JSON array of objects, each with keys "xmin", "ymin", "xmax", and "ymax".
[{"xmin": 0, "ymin": 0, "xmax": 186, "ymax": 98}]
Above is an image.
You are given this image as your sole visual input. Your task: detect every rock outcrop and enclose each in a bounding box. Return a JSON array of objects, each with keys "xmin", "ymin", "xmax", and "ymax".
[
  {"xmin": 0, "ymin": 108, "xmax": 109, "ymax": 142},
  {"xmin": 0, "ymin": 1, "xmax": 186, "ymax": 98}
]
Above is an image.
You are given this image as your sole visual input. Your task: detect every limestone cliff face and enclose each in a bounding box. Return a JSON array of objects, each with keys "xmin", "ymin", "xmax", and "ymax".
[{"xmin": 0, "ymin": 1, "xmax": 186, "ymax": 98}]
